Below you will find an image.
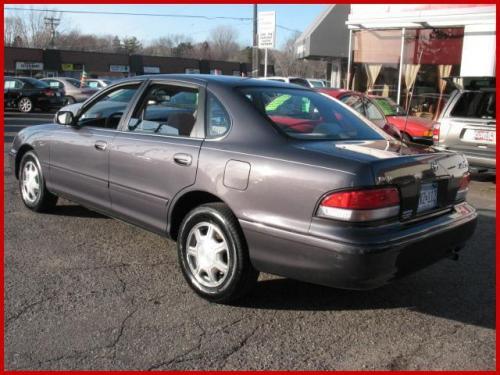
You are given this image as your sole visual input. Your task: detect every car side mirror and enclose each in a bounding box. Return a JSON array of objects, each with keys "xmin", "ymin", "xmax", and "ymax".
[{"xmin": 56, "ymin": 111, "xmax": 74, "ymax": 126}]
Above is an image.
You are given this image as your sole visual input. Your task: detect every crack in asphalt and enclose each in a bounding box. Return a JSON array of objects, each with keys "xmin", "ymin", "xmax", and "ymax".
[
  {"xmin": 216, "ymin": 324, "xmax": 260, "ymax": 370},
  {"xmin": 6, "ymin": 295, "xmax": 55, "ymax": 326},
  {"xmin": 147, "ymin": 320, "xmax": 206, "ymax": 371},
  {"xmin": 31, "ymin": 307, "xmax": 138, "ymax": 369}
]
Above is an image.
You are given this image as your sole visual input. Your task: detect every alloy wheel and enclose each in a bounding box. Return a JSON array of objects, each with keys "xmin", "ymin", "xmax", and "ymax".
[
  {"xmin": 186, "ymin": 221, "xmax": 231, "ymax": 288},
  {"xmin": 21, "ymin": 160, "xmax": 40, "ymax": 204},
  {"xmin": 19, "ymin": 98, "xmax": 32, "ymax": 113}
]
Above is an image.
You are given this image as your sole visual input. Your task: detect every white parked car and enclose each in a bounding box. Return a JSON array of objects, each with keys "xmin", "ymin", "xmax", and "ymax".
[{"xmin": 257, "ymin": 76, "xmax": 329, "ymax": 88}]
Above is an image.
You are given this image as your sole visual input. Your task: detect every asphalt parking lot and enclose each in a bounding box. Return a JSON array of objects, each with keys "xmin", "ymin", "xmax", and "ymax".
[{"xmin": 4, "ymin": 111, "xmax": 496, "ymax": 370}]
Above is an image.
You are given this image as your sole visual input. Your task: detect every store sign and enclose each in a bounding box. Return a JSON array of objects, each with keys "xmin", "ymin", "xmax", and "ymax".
[
  {"xmin": 16, "ymin": 62, "xmax": 43, "ymax": 71},
  {"xmin": 61, "ymin": 63, "xmax": 74, "ymax": 71},
  {"xmin": 110, "ymin": 65, "xmax": 130, "ymax": 73},
  {"xmin": 143, "ymin": 66, "xmax": 160, "ymax": 74},
  {"xmin": 258, "ymin": 11, "xmax": 276, "ymax": 49}
]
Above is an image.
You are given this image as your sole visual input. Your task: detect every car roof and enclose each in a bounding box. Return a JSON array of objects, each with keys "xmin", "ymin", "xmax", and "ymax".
[{"xmin": 113, "ymin": 74, "xmax": 311, "ymax": 89}]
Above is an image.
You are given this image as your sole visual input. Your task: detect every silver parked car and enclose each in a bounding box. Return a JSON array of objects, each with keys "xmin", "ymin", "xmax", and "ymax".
[
  {"xmin": 41, "ymin": 77, "xmax": 98, "ymax": 104},
  {"xmin": 9, "ymin": 75, "xmax": 476, "ymax": 303},
  {"xmin": 434, "ymin": 78, "xmax": 495, "ymax": 174}
]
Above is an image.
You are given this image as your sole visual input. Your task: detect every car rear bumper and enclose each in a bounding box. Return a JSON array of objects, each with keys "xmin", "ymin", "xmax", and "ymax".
[
  {"xmin": 465, "ymin": 155, "xmax": 496, "ymax": 172},
  {"xmin": 411, "ymin": 136, "xmax": 433, "ymax": 145},
  {"xmin": 241, "ymin": 202, "xmax": 477, "ymax": 290},
  {"xmin": 437, "ymin": 145, "xmax": 495, "ymax": 172},
  {"xmin": 36, "ymin": 96, "xmax": 64, "ymax": 109}
]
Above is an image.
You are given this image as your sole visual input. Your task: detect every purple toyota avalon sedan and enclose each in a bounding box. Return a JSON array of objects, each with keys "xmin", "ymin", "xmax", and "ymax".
[{"xmin": 9, "ymin": 75, "xmax": 477, "ymax": 303}]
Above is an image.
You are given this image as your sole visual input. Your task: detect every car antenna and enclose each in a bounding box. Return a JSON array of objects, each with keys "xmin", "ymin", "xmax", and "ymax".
[{"xmin": 401, "ymin": 48, "xmax": 424, "ymax": 153}]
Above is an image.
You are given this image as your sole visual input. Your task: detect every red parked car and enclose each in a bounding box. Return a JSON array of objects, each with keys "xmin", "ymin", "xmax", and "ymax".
[{"xmin": 317, "ymin": 89, "xmax": 434, "ymax": 145}]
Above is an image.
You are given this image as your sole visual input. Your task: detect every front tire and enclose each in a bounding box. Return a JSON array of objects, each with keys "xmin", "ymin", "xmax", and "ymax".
[
  {"xmin": 177, "ymin": 203, "xmax": 259, "ymax": 303},
  {"xmin": 18, "ymin": 97, "xmax": 33, "ymax": 113},
  {"xmin": 19, "ymin": 151, "xmax": 58, "ymax": 212}
]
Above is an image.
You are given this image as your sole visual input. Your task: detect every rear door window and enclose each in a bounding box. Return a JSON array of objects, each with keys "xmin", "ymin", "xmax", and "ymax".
[
  {"xmin": 128, "ymin": 84, "xmax": 199, "ymax": 137},
  {"xmin": 451, "ymin": 91, "xmax": 496, "ymax": 120}
]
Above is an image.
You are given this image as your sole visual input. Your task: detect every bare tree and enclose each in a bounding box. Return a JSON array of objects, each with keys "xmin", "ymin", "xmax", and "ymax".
[
  {"xmin": 143, "ymin": 34, "xmax": 194, "ymax": 57},
  {"xmin": 208, "ymin": 25, "xmax": 240, "ymax": 61},
  {"xmin": 4, "ymin": 7, "xmax": 63, "ymax": 48},
  {"xmin": 271, "ymin": 32, "xmax": 327, "ymax": 78}
]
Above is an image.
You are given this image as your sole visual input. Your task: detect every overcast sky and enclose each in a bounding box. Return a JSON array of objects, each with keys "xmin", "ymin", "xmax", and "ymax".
[{"xmin": 5, "ymin": 4, "xmax": 327, "ymax": 47}]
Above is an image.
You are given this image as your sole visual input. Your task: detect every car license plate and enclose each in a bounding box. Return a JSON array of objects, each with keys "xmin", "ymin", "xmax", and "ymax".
[
  {"xmin": 463, "ymin": 129, "xmax": 495, "ymax": 144},
  {"xmin": 417, "ymin": 183, "xmax": 438, "ymax": 213}
]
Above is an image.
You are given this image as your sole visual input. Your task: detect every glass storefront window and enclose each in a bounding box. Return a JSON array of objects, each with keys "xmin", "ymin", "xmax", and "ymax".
[
  {"xmin": 403, "ymin": 28, "xmax": 464, "ymax": 120},
  {"xmin": 349, "ymin": 27, "xmax": 464, "ymax": 120},
  {"xmin": 351, "ymin": 29, "xmax": 402, "ymax": 102}
]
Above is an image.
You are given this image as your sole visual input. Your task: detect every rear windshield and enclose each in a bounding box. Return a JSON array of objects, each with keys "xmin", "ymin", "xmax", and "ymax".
[
  {"xmin": 20, "ymin": 78, "xmax": 49, "ymax": 88},
  {"xmin": 238, "ymin": 87, "xmax": 386, "ymax": 141},
  {"xmin": 451, "ymin": 91, "xmax": 495, "ymax": 120}
]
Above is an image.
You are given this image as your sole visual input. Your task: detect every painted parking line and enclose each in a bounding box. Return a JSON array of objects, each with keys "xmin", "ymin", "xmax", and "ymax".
[
  {"xmin": 5, "ymin": 126, "xmax": 27, "ymax": 132},
  {"xmin": 4, "ymin": 123, "xmax": 32, "ymax": 128},
  {"xmin": 4, "ymin": 117, "xmax": 53, "ymax": 122}
]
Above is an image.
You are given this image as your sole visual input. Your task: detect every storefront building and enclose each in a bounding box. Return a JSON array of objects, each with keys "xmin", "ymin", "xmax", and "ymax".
[
  {"xmin": 5, "ymin": 47, "xmax": 272, "ymax": 79},
  {"xmin": 298, "ymin": 4, "xmax": 495, "ymax": 119}
]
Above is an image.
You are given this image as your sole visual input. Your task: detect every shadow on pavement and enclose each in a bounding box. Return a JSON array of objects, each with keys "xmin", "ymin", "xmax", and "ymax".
[
  {"xmin": 47, "ymin": 204, "xmax": 108, "ymax": 219},
  {"xmin": 238, "ymin": 213, "xmax": 495, "ymax": 330},
  {"xmin": 471, "ymin": 173, "xmax": 496, "ymax": 183}
]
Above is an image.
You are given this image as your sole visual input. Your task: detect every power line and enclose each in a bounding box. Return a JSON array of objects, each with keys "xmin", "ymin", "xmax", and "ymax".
[{"xmin": 5, "ymin": 6, "xmax": 301, "ymax": 33}]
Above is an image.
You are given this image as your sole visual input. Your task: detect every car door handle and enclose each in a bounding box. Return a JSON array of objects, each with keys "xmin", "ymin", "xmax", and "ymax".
[
  {"xmin": 94, "ymin": 140, "xmax": 107, "ymax": 151},
  {"xmin": 173, "ymin": 153, "xmax": 192, "ymax": 166}
]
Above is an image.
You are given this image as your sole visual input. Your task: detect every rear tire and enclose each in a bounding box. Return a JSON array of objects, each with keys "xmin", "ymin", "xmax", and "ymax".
[
  {"xmin": 19, "ymin": 151, "xmax": 58, "ymax": 212},
  {"xmin": 177, "ymin": 203, "xmax": 259, "ymax": 303},
  {"xmin": 18, "ymin": 97, "xmax": 33, "ymax": 113}
]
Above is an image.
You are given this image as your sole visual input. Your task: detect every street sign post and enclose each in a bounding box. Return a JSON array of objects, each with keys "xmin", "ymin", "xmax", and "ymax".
[{"xmin": 258, "ymin": 11, "xmax": 276, "ymax": 78}]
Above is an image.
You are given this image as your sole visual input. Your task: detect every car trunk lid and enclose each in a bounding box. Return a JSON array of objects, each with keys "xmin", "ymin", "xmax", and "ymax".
[
  {"xmin": 294, "ymin": 139, "xmax": 469, "ymax": 222},
  {"xmin": 368, "ymin": 148, "xmax": 469, "ymax": 221}
]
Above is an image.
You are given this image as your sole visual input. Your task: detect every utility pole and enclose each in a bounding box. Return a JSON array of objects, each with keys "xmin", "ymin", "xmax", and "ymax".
[
  {"xmin": 252, "ymin": 4, "xmax": 259, "ymax": 77},
  {"xmin": 44, "ymin": 16, "xmax": 60, "ymax": 49}
]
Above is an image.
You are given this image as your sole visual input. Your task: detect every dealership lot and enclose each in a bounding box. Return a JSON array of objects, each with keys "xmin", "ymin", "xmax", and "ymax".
[{"xmin": 4, "ymin": 112, "xmax": 495, "ymax": 370}]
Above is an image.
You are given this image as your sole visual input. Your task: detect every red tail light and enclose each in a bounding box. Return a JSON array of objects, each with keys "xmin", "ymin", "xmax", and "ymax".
[
  {"xmin": 432, "ymin": 122, "xmax": 440, "ymax": 143},
  {"xmin": 317, "ymin": 188, "xmax": 400, "ymax": 222},
  {"xmin": 459, "ymin": 173, "xmax": 471, "ymax": 190},
  {"xmin": 42, "ymin": 89, "xmax": 55, "ymax": 97},
  {"xmin": 456, "ymin": 172, "xmax": 471, "ymax": 201}
]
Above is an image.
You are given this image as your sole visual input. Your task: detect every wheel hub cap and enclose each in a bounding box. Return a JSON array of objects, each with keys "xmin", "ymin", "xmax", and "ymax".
[
  {"xmin": 21, "ymin": 161, "xmax": 40, "ymax": 204},
  {"xmin": 20, "ymin": 99, "xmax": 32, "ymax": 112},
  {"xmin": 186, "ymin": 222, "xmax": 230, "ymax": 288}
]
